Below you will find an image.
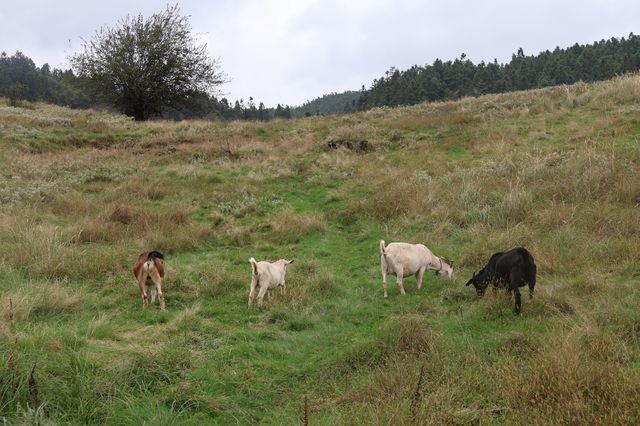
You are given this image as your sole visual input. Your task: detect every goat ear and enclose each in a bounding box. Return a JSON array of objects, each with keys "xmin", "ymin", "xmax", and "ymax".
[{"xmin": 287, "ymin": 259, "xmax": 295, "ymax": 265}]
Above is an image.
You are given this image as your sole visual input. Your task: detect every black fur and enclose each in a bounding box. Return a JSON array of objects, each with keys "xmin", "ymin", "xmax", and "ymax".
[
  {"xmin": 357, "ymin": 140, "xmax": 369, "ymax": 151},
  {"xmin": 147, "ymin": 251, "xmax": 164, "ymax": 261},
  {"xmin": 327, "ymin": 140, "xmax": 355, "ymax": 150},
  {"xmin": 465, "ymin": 247, "xmax": 536, "ymax": 314}
]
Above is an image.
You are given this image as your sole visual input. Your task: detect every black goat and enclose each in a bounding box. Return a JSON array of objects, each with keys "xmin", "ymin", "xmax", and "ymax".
[
  {"xmin": 465, "ymin": 247, "xmax": 536, "ymax": 314},
  {"xmin": 357, "ymin": 140, "xmax": 369, "ymax": 151}
]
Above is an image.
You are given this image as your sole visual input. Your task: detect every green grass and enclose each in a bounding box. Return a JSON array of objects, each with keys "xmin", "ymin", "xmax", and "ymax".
[{"xmin": 1, "ymin": 75, "xmax": 640, "ymax": 424}]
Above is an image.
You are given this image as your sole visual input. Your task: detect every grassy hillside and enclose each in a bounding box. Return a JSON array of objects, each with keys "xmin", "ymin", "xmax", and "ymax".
[{"xmin": 1, "ymin": 75, "xmax": 640, "ymax": 424}]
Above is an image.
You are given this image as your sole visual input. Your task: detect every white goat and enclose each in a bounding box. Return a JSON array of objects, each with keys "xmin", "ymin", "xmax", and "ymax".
[
  {"xmin": 248, "ymin": 257, "xmax": 294, "ymax": 306},
  {"xmin": 380, "ymin": 240, "xmax": 453, "ymax": 298}
]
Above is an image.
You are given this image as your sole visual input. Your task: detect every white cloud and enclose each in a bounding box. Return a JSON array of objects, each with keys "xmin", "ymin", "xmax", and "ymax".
[{"xmin": 1, "ymin": 0, "xmax": 638, "ymax": 106}]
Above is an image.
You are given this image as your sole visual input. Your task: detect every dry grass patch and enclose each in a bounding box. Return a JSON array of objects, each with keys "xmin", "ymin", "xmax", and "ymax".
[
  {"xmin": 0, "ymin": 213, "xmax": 14, "ymax": 231},
  {"xmin": 69, "ymin": 203, "xmax": 206, "ymax": 251},
  {"xmin": 0, "ymin": 283, "xmax": 83, "ymax": 321},
  {"xmin": 591, "ymin": 73, "xmax": 640, "ymax": 107},
  {"xmin": 0, "ymin": 216, "xmax": 136, "ymax": 278},
  {"xmin": 49, "ymin": 191, "xmax": 93, "ymax": 217},
  {"xmin": 75, "ymin": 217, "xmax": 123, "ymax": 243},
  {"xmin": 499, "ymin": 330, "xmax": 640, "ymax": 424},
  {"xmin": 361, "ymin": 170, "xmax": 423, "ymax": 222},
  {"xmin": 146, "ymin": 221, "xmax": 214, "ymax": 254},
  {"xmin": 337, "ymin": 357, "xmax": 426, "ymax": 407},
  {"xmin": 270, "ymin": 208, "xmax": 325, "ymax": 243},
  {"xmin": 113, "ymin": 175, "xmax": 172, "ymax": 201},
  {"xmin": 528, "ymin": 289, "xmax": 577, "ymax": 317},
  {"xmin": 1, "ymin": 222, "xmax": 72, "ymax": 278},
  {"xmin": 325, "ymin": 122, "xmax": 377, "ymax": 143},
  {"xmin": 108, "ymin": 203, "xmax": 135, "ymax": 224}
]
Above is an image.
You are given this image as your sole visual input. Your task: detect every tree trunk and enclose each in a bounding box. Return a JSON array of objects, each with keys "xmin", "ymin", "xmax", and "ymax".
[{"xmin": 133, "ymin": 106, "xmax": 147, "ymax": 121}]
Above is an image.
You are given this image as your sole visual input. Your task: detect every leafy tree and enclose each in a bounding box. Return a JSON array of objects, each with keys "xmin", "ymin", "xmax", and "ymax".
[
  {"xmin": 257, "ymin": 102, "xmax": 267, "ymax": 120},
  {"xmin": 69, "ymin": 4, "xmax": 225, "ymax": 120},
  {"xmin": 6, "ymin": 83, "xmax": 27, "ymax": 106},
  {"xmin": 0, "ymin": 51, "xmax": 38, "ymax": 100},
  {"xmin": 245, "ymin": 96, "xmax": 257, "ymax": 120},
  {"xmin": 356, "ymin": 33, "xmax": 640, "ymax": 111}
]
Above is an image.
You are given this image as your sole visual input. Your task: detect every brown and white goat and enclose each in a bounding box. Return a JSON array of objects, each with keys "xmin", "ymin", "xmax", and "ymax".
[
  {"xmin": 133, "ymin": 251, "xmax": 165, "ymax": 310},
  {"xmin": 248, "ymin": 257, "xmax": 294, "ymax": 307}
]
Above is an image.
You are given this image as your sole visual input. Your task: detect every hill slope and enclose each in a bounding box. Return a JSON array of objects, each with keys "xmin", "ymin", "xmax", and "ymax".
[
  {"xmin": 1, "ymin": 76, "xmax": 639, "ymax": 424},
  {"xmin": 292, "ymin": 90, "xmax": 361, "ymax": 116}
]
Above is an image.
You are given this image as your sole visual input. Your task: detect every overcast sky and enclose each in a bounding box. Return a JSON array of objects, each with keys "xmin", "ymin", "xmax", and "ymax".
[{"xmin": 1, "ymin": 0, "xmax": 638, "ymax": 107}]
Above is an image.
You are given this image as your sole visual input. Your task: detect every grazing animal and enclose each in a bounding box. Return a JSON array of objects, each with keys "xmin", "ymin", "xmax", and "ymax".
[
  {"xmin": 248, "ymin": 257, "xmax": 295, "ymax": 307},
  {"xmin": 357, "ymin": 140, "xmax": 369, "ymax": 151},
  {"xmin": 380, "ymin": 240, "xmax": 454, "ymax": 298},
  {"xmin": 133, "ymin": 251, "xmax": 165, "ymax": 310},
  {"xmin": 465, "ymin": 247, "xmax": 537, "ymax": 314}
]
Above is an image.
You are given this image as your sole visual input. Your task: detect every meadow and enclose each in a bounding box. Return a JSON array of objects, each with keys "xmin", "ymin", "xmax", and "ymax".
[{"xmin": 1, "ymin": 75, "xmax": 640, "ymax": 424}]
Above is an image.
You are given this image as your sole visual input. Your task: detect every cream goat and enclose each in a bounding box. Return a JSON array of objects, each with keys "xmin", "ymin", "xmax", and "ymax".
[
  {"xmin": 248, "ymin": 257, "xmax": 294, "ymax": 306},
  {"xmin": 380, "ymin": 240, "xmax": 453, "ymax": 298}
]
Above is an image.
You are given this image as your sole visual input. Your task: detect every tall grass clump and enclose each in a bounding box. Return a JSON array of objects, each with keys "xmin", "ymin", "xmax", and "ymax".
[
  {"xmin": 498, "ymin": 330, "xmax": 640, "ymax": 424},
  {"xmin": 337, "ymin": 316, "xmax": 438, "ymax": 375},
  {"xmin": 2, "ymin": 222, "xmax": 72, "ymax": 279}
]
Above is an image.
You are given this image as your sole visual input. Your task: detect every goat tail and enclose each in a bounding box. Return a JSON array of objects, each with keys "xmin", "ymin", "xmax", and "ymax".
[
  {"xmin": 143, "ymin": 258, "xmax": 156, "ymax": 274},
  {"xmin": 380, "ymin": 240, "xmax": 386, "ymax": 255},
  {"xmin": 249, "ymin": 257, "xmax": 258, "ymax": 275}
]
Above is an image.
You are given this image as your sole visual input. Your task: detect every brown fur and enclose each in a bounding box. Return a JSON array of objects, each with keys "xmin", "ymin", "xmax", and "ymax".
[{"xmin": 133, "ymin": 251, "xmax": 165, "ymax": 310}]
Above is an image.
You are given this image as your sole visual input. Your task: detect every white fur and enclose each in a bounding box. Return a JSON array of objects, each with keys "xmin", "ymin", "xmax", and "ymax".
[
  {"xmin": 380, "ymin": 240, "xmax": 453, "ymax": 298},
  {"xmin": 248, "ymin": 257, "xmax": 294, "ymax": 307}
]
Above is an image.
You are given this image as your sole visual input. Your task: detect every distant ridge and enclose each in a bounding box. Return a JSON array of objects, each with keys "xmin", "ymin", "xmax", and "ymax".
[
  {"xmin": 356, "ymin": 33, "xmax": 640, "ymax": 111},
  {"xmin": 292, "ymin": 90, "xmax": 361, "ymax": 117}
]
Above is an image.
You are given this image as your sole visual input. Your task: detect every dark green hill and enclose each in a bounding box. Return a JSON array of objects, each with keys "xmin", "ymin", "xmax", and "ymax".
[{"xmin": 292, "ymin": 90, "xmax": 361, "ymax": 116}]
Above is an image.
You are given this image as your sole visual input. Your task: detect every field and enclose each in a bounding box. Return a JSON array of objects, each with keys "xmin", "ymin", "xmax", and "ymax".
[{"xmin": 1, "ymin": 75, "xmax": 640, "ymax": 424}]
